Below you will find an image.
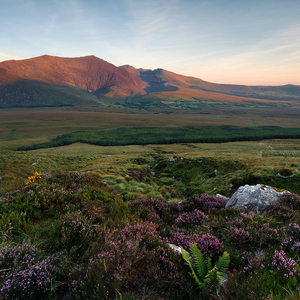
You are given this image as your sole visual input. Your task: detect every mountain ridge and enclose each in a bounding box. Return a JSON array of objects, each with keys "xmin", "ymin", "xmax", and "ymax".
[{"xmin": 0, "ymin": 55, "xmax": 299, "ymax": 108}]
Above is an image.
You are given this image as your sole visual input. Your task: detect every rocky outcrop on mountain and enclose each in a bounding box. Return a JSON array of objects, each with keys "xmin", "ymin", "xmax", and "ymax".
[{"xmin": 225, "ymin": 184, "xmax": 288, "ymax": 214}]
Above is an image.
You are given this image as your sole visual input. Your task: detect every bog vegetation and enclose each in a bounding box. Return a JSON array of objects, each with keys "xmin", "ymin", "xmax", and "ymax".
[
  {"xmin": 16, "ymin": 125, "xmax": 300, "ymax": 151},
  {"xmin": 0, "ymin": 139, "xmax": 300, "ymax": 299}
]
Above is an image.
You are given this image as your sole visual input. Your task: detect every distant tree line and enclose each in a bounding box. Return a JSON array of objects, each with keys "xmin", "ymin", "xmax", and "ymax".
[{"xmin": 17, "ymin": 125, "xmax": 300, "ymax": 151}]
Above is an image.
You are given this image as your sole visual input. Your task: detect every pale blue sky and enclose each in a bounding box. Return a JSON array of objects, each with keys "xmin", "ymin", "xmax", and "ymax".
[{"xmin": 0, "ymin": 0, "xmax": 299, "ymax": 85}]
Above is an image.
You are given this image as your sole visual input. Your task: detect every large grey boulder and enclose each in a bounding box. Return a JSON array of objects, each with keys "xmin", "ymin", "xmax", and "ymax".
[{"xmin": 225, "ymin": 184, "xmax": 287, "ymax": 214}]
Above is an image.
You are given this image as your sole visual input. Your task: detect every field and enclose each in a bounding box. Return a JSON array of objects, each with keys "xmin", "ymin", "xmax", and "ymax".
[
  {"xmin": 1, "ymin": 132, "xmax": 300, "ymax": 200},
  {"xmin": 0, "ymin": 103, "xmax": 300, "ymax": 150},
  {"xmin": 1, "ymin": 105, "xmax": 300, "ymax": 198}
]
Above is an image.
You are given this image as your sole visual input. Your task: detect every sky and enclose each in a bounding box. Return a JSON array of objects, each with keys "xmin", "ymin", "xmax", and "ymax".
[{"xmin": 0, "ymin": 0, "xmax": 299, "ymax": 86}]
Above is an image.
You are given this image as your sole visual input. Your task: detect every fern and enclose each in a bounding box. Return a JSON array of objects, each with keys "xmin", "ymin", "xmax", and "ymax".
[
  {"xmin": 189, "ymin": 242, "xmax": 206, "ymax": 280},
  {"xmin": 181, "ymin": 243, "xmax": 230, "ymax": 292},
  {"xmin": 181, "ymin": 245, "xmax": 204, "ymax": 288},
  {"xmin": 216, "ymin": 251, "xmax": 230, "ymax": 275}
]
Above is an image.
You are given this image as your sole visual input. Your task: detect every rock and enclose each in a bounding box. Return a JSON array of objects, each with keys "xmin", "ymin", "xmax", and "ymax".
[
  {"xmin": 169, "ymin": 243, "xmax": 185, "ymax": 255},
  {"xmin": 208, "ymin": 169, "xmax": 219, "ymax": 178},
  {"xmin": 276, "ymin": 173, "xmax": 295, "ymax": 179},
  {"xmin": 169, "ymin": 244, "xmax": 191, "ymax": 260},
  {"xmin": 225, "ymin": 184, "xmax": 287, "ymax": 214},
  {"xmin": 216, "ymin": 194, "xmax": 230, "ymax": 201}
]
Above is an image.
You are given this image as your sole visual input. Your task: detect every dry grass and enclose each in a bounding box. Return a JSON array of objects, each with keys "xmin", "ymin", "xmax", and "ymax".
[{"xmin": 0, "ymin": 107, "xmax": 300, "ymax": 151}]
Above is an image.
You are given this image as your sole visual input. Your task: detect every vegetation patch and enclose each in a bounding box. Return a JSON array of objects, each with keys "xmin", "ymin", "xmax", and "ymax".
[{"xmin": 17, "ymin": 125, "xmax": 300, "ymax": 151}]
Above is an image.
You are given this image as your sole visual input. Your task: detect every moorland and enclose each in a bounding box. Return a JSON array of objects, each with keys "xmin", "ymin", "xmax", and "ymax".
[{"xmin": 0, "ymin": 55, "xmax": 300, "ymax": 299}]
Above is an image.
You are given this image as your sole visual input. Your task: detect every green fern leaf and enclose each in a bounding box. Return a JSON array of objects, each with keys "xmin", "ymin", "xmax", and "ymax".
[
  {"xmin": 181, "ymin": 246, "xmax": 204, "ymax": 288},
  {"xmin": 181, "ymin": 244, "xmax": 231, "ymax": 292},
  {"xmin": 189, "ymin": 243, "xmax": 206, "ymax": 280},
  {"xmin": 181, "ymin": 246, "xmax": 190, "ymax": 265},
  {"xmin": 215, "ymin": 251, "xmax": 230, "ymax": 275},
  {"xmin": 205, "ymin": 256, "xmax": 212, "ymax": 272}
]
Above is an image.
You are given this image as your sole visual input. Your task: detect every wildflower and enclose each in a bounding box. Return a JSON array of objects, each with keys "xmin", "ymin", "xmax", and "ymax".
[{"xmin": 26, "ymin": 172, "xmax": 42, "ymax": 186}]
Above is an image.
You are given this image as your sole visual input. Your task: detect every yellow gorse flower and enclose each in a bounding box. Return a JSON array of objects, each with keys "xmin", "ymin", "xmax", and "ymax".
[{"xmin": 26, "ymin": 172, "xmax": 42, "ymax": 186}]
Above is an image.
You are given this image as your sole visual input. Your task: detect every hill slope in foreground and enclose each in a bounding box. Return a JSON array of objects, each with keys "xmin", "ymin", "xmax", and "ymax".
[{"xmin": 0, "ymin": 55, "xmax": 300, "ymax": 108}]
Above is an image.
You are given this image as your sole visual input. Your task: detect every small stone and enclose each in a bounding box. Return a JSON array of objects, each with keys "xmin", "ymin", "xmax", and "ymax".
[{"xmin": 216, "ymin": 194, "xmax": 230, "ymax": 200}]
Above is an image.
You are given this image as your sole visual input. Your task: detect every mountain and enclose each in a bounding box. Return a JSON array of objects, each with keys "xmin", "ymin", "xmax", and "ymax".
[
  {"xmin": 137, "ymin": 68, "xmax": 300, "ymax": 103},
  {"xmin": 0, "ymin": 55, "xmax": 146, "ymax": 93},
  {"xmin": 0, "ymin": 55, "xmax": 299, "ymax": 108}
]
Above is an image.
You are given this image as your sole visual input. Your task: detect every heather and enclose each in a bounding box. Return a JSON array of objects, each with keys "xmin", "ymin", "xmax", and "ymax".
[{"xmin": 0, "ymin": 170, "xmax": 300, "ymax": 299}]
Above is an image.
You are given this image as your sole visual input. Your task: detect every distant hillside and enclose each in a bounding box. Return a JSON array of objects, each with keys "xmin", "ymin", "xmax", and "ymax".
[
  {"xmin": 138, "ymin": 68, "xmax": 300, "ymax": 102},
  {"xmin": 0, "ymin": 68, "xmax": 105, "ymax": 108},
  {"xmin": 0, "ymin": 55, "xmax": 300, "ymax": 108}
]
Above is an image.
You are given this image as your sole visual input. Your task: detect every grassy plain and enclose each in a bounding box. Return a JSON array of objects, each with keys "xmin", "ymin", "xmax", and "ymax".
[
  {"xmin": 0, "ymin": 105, "xmax": 299, "ymax": 198},
  {"xmin": 0, "ymin": 104, "xmax": 299, "ymax": 150}
]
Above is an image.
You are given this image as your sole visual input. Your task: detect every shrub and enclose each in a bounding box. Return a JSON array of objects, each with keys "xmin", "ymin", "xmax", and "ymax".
[
  {"xmin": 281, "ymin": 193, "xmax": 300, "ymax": 210},
  {"xmin": 264, "ymin": 203, "xmax": 298, "ymax": 222},
  {"xmin": 128, "ymin": 198, "xmax": 172, "ymax": 223},
  {"xmin": 281, "ymin": 223, "xmax": 300, "ymax": 256},
  {"xmin": 170, "ymin": 231, "xmax": 224, "ymax": 258},
  {"xmin": 47, "ymin": 210, "xmax": 94, "ymax": 257},
  {"xmin": 183, "ymin": 194, "xmax": 227, "ymax": 214},
  {"xmin": 69, "ymin": 220, "xmax": 189, "ymax": 299},
  {"xmin": 271, "ymin": 250, "xmax": 298, "ymax": 280},
  {"xmin": 174, "ymin": 209, "xmax": 208, "ymax": 227},
  {"xmin": 229, "ymin": 226, "xmax": 253, "ymax": 246},
  {"xmin": 224, "ymin": 212, "xmax": 282, "ymax": 250},
  {"xmin": 0, "ymin": 241, "xmax": 59, "ymax": 300},
  {"xmin": 287, "ymin": 223, "xmax": 300, "ymax": 240}
]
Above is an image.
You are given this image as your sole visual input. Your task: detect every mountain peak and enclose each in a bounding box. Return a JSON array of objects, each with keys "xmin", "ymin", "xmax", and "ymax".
[{"xmin": 0, "ymin": 55, "xmax": 146, "ymax": 94}]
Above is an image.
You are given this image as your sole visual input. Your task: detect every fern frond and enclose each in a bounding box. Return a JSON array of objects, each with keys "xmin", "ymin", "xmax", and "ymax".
[
  {"xmin": 215, "ymin": 251, "xmax": 230, "ymax": 275},
  {"xmin": 205, "ymin": 256, "xmax": 212, "ymax": 272},
  {"xmin": 204, "ymin": 266, "xmax": 217, "ymax": 288},
  {"xmin": 181, "ymin": 246, "xmax": 190, "ymax": 265},
  {"xmin": 181, "ymin": 244, "xmax": 231, "ymax": 292},
  {"xmin": 189, "ymin": 243, "xmax": 206, "ymax": 280},
  {"xmin": 181, "ymin": 245, "xmax": 205, "ymax": 288}
]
